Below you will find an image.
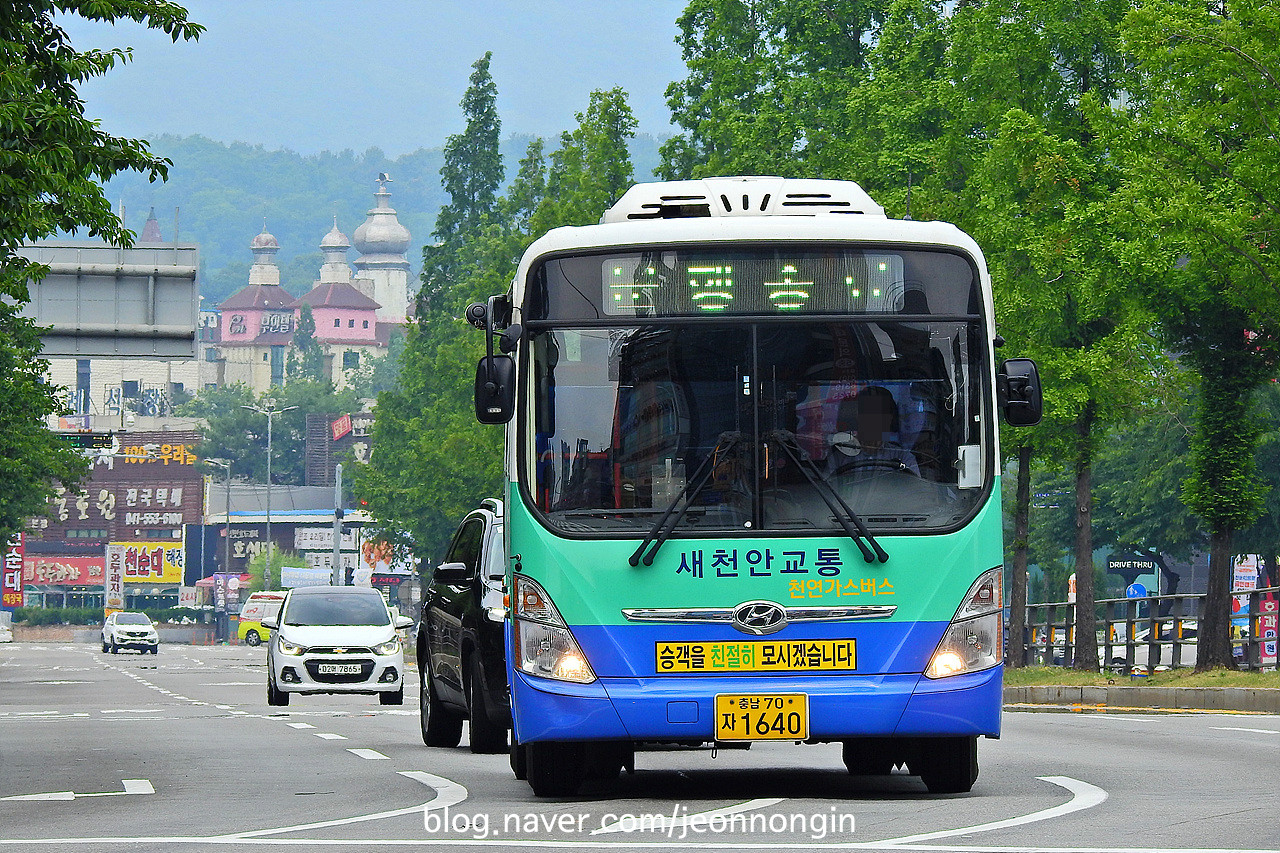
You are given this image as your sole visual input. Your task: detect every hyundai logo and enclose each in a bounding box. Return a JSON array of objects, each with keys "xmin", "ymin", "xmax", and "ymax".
[{"xmin": 731, "ymin": 600, "xmax": 788, "ymax": 635}]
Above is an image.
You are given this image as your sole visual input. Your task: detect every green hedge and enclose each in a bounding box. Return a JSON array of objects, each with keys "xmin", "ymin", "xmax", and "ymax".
[{"xmin": 10, "ymin": 606, "xmax": 203, "ymax": 626}]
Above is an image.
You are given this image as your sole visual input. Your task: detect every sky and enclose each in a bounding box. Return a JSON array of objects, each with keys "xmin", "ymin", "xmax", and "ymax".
[{"xmin": 62, "ymin": 0, "xmax": 689, "ymax": 157}]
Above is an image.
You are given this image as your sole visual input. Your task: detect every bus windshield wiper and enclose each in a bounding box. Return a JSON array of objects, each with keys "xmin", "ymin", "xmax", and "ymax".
[
  {"xmin": 629, "ymin": 432, "xmax": 742, "ymax": 567},
  {"xmin": 765, "ymin": 430, "xmax": 888, "ymax": 564}
]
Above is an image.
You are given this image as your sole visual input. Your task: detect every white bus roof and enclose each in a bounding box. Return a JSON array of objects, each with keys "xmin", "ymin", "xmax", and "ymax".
[{"xmin": 511, "ymin": 178, "xmax": 987, "ymax": 309}]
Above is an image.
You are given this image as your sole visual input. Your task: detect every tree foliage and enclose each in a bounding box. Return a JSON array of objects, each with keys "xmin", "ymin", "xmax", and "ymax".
[
  {"xmin": 0, "ymin": 1, "xmax": 202, "ymax": 544},
  {"xmin": 357, "ymin": 81, "xmax": 639, "ymax": 561},
  {"xmin": 287, "ymin": 303, "xmax": 327, "ymax": 384},
  {"xmin": 179, "ymin": 381, "xmax": 359, "ymax": 487}
]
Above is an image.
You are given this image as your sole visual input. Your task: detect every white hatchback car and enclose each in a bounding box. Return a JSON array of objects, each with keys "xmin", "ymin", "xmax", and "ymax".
[
  {"xmin": 102, "ymin": 611, "xmax": 159, "ymax": 654},
  {"xmin": 263, "ymin": 586, "xmax": 412, "ymax": 706}
]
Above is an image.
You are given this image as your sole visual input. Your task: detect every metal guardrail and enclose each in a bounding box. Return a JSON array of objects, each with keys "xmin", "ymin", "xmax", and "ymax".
[{"xmin": 1020, "ymin": 586, "xmax": 1279, "ymax": 672}]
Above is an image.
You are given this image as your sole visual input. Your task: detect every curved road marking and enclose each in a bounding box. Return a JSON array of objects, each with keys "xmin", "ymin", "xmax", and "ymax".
[
  {"xmin": 874, "ymin": 775, "xmax": 1107, "ymax": 845},
  {"xmin": 592, "ymin": 798, "xmax": 787, "ymax": 835},
  {"xmin": 225, "ymin": 770, "xmax": 467, "ymax": 839}
]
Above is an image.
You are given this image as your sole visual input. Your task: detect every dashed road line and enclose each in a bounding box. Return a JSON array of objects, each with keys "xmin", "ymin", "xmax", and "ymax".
[{"xmin": 347, "ymin": 748, "xmax": 390, "ymax": 760}]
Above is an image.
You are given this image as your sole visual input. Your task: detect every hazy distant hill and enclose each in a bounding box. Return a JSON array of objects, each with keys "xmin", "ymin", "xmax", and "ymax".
[{"xmin": 100, "ymin": 133, "xmax": 666, "ymax": 307}]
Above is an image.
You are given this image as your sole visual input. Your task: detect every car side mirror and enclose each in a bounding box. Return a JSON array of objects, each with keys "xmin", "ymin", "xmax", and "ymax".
[
  {"xmin": 475, "ymin": 355, "xmax": 516, "ymax": 424},
  {"xmin": 997, "ymin": 358, "xmax": 1043, "ymax": 426},
  {"xmin": 261, "ymin": 616, "xmax": 278, "ymax": 630},
  {"xmin": 433, "ymin": 561, "xmax": 472, "ymax": 585},
  {"xmin": 394, "ymin": 614, "xmax": 413, "ymax": 629}
]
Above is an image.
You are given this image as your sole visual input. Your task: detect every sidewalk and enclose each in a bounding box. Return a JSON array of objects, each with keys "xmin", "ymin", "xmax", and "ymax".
[{"xmin": 1004, "ymin": 684, "xmax": 1280, "ymax": 714}]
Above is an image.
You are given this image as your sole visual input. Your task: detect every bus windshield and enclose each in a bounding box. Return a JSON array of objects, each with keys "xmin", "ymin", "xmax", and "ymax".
[{"xmin": 526, "ymin": 318, "xmax": 987, "ymax": 536}]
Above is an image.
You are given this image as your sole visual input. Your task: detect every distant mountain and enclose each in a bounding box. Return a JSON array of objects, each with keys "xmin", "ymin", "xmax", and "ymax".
[{"xmin": 100, "ymin": 133, "xmax": 666, "ymax": 307}]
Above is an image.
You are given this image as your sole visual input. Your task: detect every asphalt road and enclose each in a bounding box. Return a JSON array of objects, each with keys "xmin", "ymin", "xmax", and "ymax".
[{"xmin": 1, "ymin": 641, "xmax": 1277, "ymax": 853}]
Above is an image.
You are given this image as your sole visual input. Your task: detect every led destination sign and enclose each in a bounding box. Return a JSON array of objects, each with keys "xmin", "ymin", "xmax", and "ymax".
[{"xmin": 602, "ymin": 250, "xmax": 904, "ymax": 316}]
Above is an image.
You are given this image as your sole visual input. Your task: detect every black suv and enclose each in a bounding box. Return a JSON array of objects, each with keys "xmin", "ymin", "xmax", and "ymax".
[{"xmin": 418, "ymin": 499, "xmax": 510, "ymax": 754}]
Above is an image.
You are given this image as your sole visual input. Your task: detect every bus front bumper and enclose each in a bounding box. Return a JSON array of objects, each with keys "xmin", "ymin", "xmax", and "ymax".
[{"xmin": 510, "ymin": 665, "xmax": 1002, "ymax": 743}]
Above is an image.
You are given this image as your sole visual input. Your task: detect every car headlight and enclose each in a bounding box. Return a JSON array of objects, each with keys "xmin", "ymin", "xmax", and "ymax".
[
  {"xmin": 277, "ymin": 637, "xmax": 305, "ymax": 656},
  {"xmin": 373, "ymin": 638, "xmax": 400, "ymax": 655}
]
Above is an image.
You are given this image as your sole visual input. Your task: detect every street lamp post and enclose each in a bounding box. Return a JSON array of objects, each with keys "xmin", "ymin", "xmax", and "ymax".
[
  {"xmin": 241, "ymin": 402, "xmax": 297, "ymax": 590},
  {"xmin": 205, "ymin": 458, "xmax": 232, "ymax": 577}
]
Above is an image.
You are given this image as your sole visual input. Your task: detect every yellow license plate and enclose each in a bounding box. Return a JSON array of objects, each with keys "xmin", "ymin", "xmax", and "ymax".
[
  {"xmin": 656, "ymin": 640, "xmax": 856, "ymax": 673},
  {"xmin": 715, "ymin": 693, "xmax": 809, "ymax": 741}
]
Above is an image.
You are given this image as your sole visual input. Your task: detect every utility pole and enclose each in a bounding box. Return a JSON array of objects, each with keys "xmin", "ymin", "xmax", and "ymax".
[{"xmin": 332, "ymin": 463, "xmax": 343, "ymax": 586}]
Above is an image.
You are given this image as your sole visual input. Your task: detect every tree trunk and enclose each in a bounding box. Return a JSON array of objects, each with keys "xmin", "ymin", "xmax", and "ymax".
[
  {"xmin": 1197, "ymin": 528, "xmax": 1238, "ymax": 670},
  {"xmin": 1008, "ymin": 444, "xmax": 1032, "ymax": 667},
  {"xmin": 1073, "ymin": 408, "xmax": 1099, "ymax": 670}
]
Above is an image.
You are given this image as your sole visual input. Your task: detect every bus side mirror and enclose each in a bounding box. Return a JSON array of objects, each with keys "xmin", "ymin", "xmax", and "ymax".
[
  {"xmin": 475, "ymin": 355, "xmax": 516, "ymax": 424},
  {"xmin": 997, "ymin": 358, "xmax": 1043, "ymax": 426}
]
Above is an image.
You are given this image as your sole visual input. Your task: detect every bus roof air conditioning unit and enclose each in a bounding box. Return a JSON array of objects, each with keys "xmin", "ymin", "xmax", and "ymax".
[{"xmin": 601, "ymin": 177, "xmax": 886, "ymax": 223}]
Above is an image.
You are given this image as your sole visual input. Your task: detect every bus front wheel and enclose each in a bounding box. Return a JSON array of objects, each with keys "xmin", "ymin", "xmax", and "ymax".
[
  {"xmin": 527, "ymin": 741, "xmax": 586, "ymax": 797},
  {"xmin": 910, "ymin": 736, "xmax": 978, "ymax": 794},
  {"xmin": 842, "ymin": 737, "xmax": 897, "ymax": 775}
]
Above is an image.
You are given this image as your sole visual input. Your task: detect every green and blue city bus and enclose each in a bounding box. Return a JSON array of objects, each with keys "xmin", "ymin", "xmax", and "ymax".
[{"xmin": 467, "ymin": 177, "xmax": 1041, "ymax": 797}]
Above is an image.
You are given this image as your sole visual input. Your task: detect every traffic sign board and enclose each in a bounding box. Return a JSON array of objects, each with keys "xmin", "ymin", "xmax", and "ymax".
[{"xmin": 1126, "ymin": 583, "xmax": 1148, "ymax": 599}]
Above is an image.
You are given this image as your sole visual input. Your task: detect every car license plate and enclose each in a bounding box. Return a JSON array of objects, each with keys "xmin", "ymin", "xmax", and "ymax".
[
  {"xmin": 318, "ymin": 663, "xmax": 361, "ymax": 675},
  {"xmin": 715, "ymin": 693, "xmax": 808, "ymax": 741}
]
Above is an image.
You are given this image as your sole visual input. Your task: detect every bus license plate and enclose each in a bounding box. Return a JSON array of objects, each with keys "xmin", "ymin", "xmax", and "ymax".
[
  {"xmin": 715, "ymin": 693, "xmax": 808, "ymax": 741},
  {"xmin": 318, "ymin": 663, "xmax": 361, "ymax": 674}
]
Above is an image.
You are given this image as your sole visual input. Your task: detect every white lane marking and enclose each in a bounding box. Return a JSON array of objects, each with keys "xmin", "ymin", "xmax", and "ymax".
[
  {"xmin": 347, "ymin": 748, "xmax": 390, "ymax": 760},
  {"xmin": 1, "ymin": 779, "xmax": 153, "ymax": 802},
  {"xmin": 33, "ymin": 681, "xmax": 90, "ymax": 685},
  {"xmin": 314, "ymin": 732, "xmax": 346, "ymax": 740},
  {"xmin": 592, "ymin": 798, "xmax": 786, "ymax": 835},
  {"xmin": 101, "ymin": 709, "xmax": 163, "ymax": 714},
  {"xmin": 286, "ymin": 722, "xmax": 315, "ymax": 729},
  {"xmin": 873, "ymin": 775, "xmax": 1107, "ymax": 845},
  {"xmin": 226, "ymin": 771, "xmax": 467, "ymax": 838},
  {"xmin": 202, "ymin": 682, "xmax": 260, "ymax": 686},
  {"xmin": 1211, "ymin": 726, "xmax": 1280, "ymax": 734}
]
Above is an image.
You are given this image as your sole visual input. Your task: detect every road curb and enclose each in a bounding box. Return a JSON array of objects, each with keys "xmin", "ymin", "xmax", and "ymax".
[{"xmin": 1004, "ymin": 685, "xmax": 1280, "ymax": 713}]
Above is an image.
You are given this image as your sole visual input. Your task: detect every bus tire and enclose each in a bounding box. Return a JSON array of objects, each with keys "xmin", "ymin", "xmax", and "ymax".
[
  {"xmin": 467, "ymin": 658, "xmax": 508, "ymax": 754},
  {"xmin": 527, "ymin": 741, "xmax": 586, "ymax": 797},
  {"xmin": 510, "ymin": 738, "xmax": 528, "ymax": 780},
  {"xmin": 911, "ymin": 736, "xmax": 978, "ymax": 794},
  {"xmin": 842, "ymin": 737, "xmax": 896, "ymax": 775},
  {"xmin": 420, "ymin": 666, "xmax": 463, "ymax": 748}
]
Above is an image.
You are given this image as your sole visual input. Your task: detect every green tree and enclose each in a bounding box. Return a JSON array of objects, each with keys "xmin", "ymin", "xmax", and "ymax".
[
  {"xmin": 1103, "ymin": 0, "xmax": 1280, "ymax": 668},
  {"xmin": 529, "ymin": 88, "xmax": 637, "ymax": 233},
  {"xmin": 180, "ymin": 381, "xmax": 359, "ymax": 486},
  {"xmin": 0, "ymin": 0, "xmax": 202, "ymax": 543},
  {"xmin": 348, "ymin": 328, "xmax": 407, "ymax": 398},
  {"xmin": 287, "ymin": 303, "xmax": 326, "ymax": 384},
  {"xmin": 420, "ymin": 52, "xmax": 503, "ymax": 314}
]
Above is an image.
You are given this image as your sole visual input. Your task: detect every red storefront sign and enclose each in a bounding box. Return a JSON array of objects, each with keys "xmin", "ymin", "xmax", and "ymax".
[
  {"xmin": 23, "ymin": 555, "xmax": 105, "ymax": 586},
  {"xmin": 331, "ymin": 414, "xmax": 353, "ymax": 441},
  {"xmin": 2, "ymin": 534, "xmax": 23, "ymax": 608}
]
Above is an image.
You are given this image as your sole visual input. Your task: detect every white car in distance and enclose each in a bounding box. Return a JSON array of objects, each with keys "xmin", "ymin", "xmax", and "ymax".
[
  {"xmin": 102, "ymin": 611, "xmax": 159, "ymax": 654},
  {"xmin": 263, "ymin": 585, "xmax": 412, "ymax": 706}
]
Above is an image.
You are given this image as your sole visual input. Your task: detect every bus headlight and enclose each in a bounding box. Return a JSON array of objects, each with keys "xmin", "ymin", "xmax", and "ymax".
[
  {"xmin": 925, "ymin": 568, "xmax": 1003, "ymax": 679},
  {"xmin": 512, "ymin": 575, "xmax": 596, "ymax": 684}
]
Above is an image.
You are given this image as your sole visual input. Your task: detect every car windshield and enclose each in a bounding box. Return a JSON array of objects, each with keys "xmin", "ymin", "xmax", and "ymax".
[
  {"xmin": 282, "ymin": 593, "xmax": 390, "ymax": 627},
  {"xmin": 116, "ymin": 613, "xmax": 151, "ymax": 625}
]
